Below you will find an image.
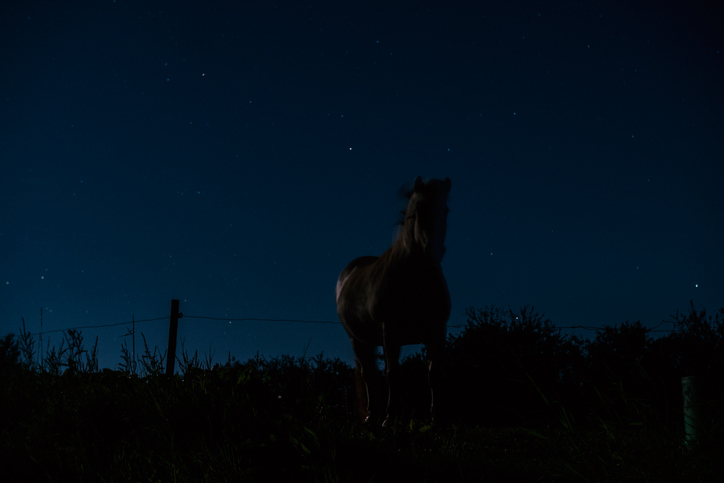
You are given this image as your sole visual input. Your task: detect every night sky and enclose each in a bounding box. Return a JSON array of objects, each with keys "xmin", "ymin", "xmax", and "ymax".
[{"xmin": 2, "ymin": 1, "xmax": 722, "ymax": 371}]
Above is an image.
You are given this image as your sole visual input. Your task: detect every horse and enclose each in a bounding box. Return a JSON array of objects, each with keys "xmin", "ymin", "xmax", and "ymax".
[{"xmin": 336, "ymin": 176, "xmax": 451, "ymax": 426}]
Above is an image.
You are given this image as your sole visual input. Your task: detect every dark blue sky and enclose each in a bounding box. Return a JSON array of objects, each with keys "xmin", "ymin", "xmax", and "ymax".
[{"xmin": 2, "ymin": 0, "xmax": 722, "ymax": 371}]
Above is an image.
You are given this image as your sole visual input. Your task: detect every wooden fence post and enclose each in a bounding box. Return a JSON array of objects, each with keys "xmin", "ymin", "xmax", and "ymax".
[{"xmin": 166, "ymin": 299, "xmax": 181, "ymax": 377}]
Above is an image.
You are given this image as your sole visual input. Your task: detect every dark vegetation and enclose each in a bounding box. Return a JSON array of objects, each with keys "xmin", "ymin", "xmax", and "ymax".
[{"xmin": 1, "ymin": 303, "xmax": 722, "ymax": 481}]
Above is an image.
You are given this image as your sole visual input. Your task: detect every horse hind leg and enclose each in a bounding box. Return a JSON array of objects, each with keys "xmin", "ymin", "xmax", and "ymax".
[
  {"xmin": 427, "ymin": 359, "xmax": 436, "ymax": 424},
  {"xmin": 351, "ymin": 338, "xmax": 378, "ymax": 423},
  {"xmin": 382, "ymin": 342, "xmax": 401, "ymax": 428},
  {"xmin": 425, "ymin": 338, "xmax": 445, "ymax": 424}
]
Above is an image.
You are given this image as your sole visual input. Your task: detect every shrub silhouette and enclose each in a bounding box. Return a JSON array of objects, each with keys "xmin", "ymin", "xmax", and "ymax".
[
  {"xmin": 438, "ymin": 306, "xmax": 585, "ymax": 426},
  {"xmin": 0, "ymin": 333, "xmax": 21, "ymax": 376},
  {"xmin": 423, "ymin": 302, "xmax": 723, "ymax": 430},
  {"xmin": 663, "ymin": 302, "xmax": 723, "ymax": 377},
  {"xmin": 0, "ymin": 333, "xmax": 20, "ymax": 362}
]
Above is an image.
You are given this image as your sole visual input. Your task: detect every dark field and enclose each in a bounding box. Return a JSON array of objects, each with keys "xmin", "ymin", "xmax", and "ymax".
[{"xmin": 2, "ymin": 305, "xmax": 722, "ymax": 481}]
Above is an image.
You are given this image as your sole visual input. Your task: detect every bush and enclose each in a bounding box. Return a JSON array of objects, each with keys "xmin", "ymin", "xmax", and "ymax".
[
  {"xmin": 0, "ymin": 333, "xmax": 21, "ymax": 372},
  {"xmin": 440, "ymin": 306, "xmax": 586, "ymax": 426}
]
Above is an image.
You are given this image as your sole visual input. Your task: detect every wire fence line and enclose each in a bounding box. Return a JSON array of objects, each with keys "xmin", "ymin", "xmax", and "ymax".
[
  {"xmin": 30, "ymin": 317, "xmax": 169, "ymax": 336},
  {"xmin": 25, "ymin": 311, "xmax": 679, "ymax": 337},
  {"xmin": 183, "ymin": 315, "xmax": 341, "ymax": 325},
  {"xmin": 27, "ymin": 315, "xmax": 345, "ymax": 337}
]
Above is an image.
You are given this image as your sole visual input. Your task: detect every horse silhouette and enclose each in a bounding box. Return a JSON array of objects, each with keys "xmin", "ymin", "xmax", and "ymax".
[{"xmin": 336, "ymin": 176, "xmax": 451, "ymax": 426}]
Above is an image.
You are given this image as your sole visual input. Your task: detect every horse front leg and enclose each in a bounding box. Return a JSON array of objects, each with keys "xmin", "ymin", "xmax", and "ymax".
[
  {"xmin": 382, "ymin": 339, "xmax": 401, "ymax": 428},
  {"xmin": 351, "ymin": 338, "xmax": 378, "ymax": 423},
  {"xmin": 428, "ymin": 359, "xmax": 436, "ymax": 423},
  {"xmin": 426, "ymin": 337, "xmax": 444, "ymax": 424}
]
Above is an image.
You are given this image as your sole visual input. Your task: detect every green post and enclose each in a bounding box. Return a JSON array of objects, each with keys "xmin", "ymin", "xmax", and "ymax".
[{"xmin": 682, "ymin": 375, "xmax": 709, "ymax": 446}]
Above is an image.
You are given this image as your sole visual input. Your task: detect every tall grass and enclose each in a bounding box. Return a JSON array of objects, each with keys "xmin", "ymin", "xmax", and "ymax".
[{"xmin": 1, "ymin": 304, "xmax": 722, "ymax": 481}]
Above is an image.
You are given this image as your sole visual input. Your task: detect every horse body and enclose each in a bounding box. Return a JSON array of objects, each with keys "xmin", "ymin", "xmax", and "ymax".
[{"xmin": 336, "ymin": 176, "xmax": 451, "ymax": 425}]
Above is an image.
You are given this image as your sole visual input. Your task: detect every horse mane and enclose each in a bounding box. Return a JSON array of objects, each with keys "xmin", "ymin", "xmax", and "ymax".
[{"xmin": 395, "ymin": 178, "xmax": 450, "ymax": 226}]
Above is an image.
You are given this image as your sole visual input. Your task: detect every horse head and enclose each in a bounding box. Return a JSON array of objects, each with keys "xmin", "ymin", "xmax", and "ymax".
[{"xmin": 400, "ymin": 176, "xmax": 451, "ymax": 265}]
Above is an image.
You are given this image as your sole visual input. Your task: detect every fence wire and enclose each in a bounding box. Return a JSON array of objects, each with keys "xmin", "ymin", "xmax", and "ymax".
[
  {"xmin": 27, "ymin": 312, "xmax": 678, "ymax": 336},
  {"xmin": 31, "ymin": 317, "xmax": 168, "ymax": 336},
  {"xmin": 183, "ymin": 315, "xmax": 340, "ymax": 324}
]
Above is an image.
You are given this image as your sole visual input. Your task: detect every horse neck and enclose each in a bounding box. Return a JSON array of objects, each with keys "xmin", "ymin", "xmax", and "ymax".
[
  {"xmin": 423, "ymin": 229, "xmax": 446, "ymax": 266},
  {"xmin": 390, "ymin": 210, "xmax": 446, "ymax": 266}
]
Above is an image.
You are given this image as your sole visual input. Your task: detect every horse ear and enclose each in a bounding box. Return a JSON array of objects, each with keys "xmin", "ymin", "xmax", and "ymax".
[{"xmin": 414, "ymin": 176, "xmax": 424, "ymax": 191}]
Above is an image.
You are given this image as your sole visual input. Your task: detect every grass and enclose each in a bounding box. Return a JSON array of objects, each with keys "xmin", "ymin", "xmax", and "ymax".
[
  {"xmin": 0, "ymin": 366, "xmax": 550, "ymax": 481},
  {"xmin": 2, "ymin": 305, "xmax": 722, "ymax": 481},
  {"xmin": 1, "ymin": 355, "xmax": 721, "ymax": 482}
]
